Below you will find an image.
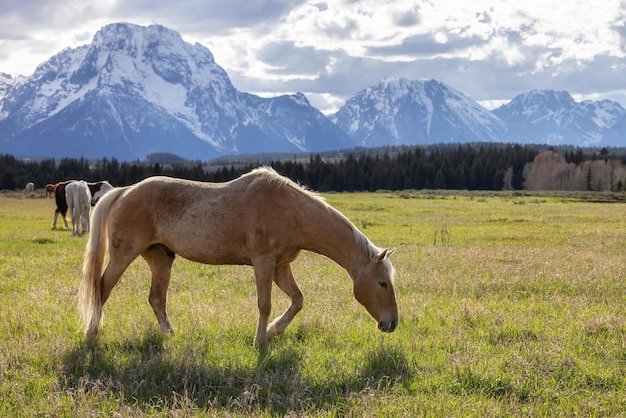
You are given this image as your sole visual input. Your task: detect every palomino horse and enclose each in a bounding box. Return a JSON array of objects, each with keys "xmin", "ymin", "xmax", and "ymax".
[
  {"xmin": 65, "ymin": 181, "xmax": 92, "ymax": 236},
  {"xmin": 78, "ymin": 167, "xmax": 398, "ymax": 347},
  {"xmin": 52, "ymin": 180, "xmax": 114, "ymax": 228}
]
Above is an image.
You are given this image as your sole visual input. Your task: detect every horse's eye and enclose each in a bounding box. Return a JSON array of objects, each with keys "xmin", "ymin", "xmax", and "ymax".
[{"xmin": 378, "ymin": 281, "xmax": 388, "ymax": 289}]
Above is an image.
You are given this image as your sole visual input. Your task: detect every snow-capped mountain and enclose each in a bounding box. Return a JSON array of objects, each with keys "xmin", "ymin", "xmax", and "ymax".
[
  {"xmin": 493, "ymin": 90, "xmax": 626, "ymax": 146},
  {"xmin": 0, "ymin": 73, "xmax": 23, "ymax": 115},
  {"xmin": 0, "ymin": 23, "xmax": 351, "ymax": 160},
  {"xmin": 330, "ymin": 77, "xmax": 508, "ymax": 146},
  {"xmin": 1, "ymin": 22, "xmax": 624, "ymax": 161},
  {"xmin": 331, "ymin": 80, "xmax": 625, "ymax": 148}
]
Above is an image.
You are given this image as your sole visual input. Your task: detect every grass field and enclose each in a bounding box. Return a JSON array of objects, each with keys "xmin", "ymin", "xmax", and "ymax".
[{"xmin": 1, "ymin": 189, "xmax": 626, "ymax": 416}]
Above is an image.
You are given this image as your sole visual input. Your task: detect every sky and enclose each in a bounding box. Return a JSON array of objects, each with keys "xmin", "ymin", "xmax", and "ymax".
[{"xmin": 1, "ymin": 0, "xmax": 625, "ymax": 114}]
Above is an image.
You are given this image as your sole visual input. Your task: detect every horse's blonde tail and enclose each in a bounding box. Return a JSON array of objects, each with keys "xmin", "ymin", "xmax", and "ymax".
[{"xmin": 78, "ymin": 186, "xmax": 127, "ymax": 338}]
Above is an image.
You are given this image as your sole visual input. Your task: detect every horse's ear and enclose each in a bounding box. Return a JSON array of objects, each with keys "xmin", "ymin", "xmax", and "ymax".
[{"xmin": 376, "ymin": 248, "xmax": 395, "ymax": 263}]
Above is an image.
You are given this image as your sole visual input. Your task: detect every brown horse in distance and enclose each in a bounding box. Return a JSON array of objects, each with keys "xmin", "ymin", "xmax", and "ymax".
[{"xmin": 45, "ymin": 184, "xmax": 55, "ymax": 198}]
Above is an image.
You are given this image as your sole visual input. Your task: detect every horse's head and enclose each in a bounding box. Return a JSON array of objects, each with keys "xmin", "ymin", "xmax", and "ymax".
[{"xmin": 353, "ymin": 248, "xmax": 398, "ymax": 333}]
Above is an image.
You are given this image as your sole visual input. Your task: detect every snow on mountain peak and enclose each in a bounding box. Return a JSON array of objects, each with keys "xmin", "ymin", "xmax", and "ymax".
[
  {"xmin": 0, "ymin": 23, "xmax": 351, "ymax": 160},
  {"xmin": 0, "ymin": 73, "xmax": 25, "ymax": 118},
  {"xmin": 493, "ymin": 89, "xmax": 626, "ymax": 145},
  {"xmin": 2, "ymin": 22, "xmax": 625, "ymax": 160},
  {"xmin": 331, "ymin": 77, "xmax": 506, "ymax": 146},
  {"xmin": 5, "ymin": 23, "xmax": 240, "ymax": 146}
]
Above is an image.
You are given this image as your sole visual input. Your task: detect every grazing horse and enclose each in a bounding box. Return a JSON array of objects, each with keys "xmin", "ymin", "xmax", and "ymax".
[
  {"xmin": 52, "ymin": 180, "xmax": 76, "ymax": 229},
  {"xmin": 24, "ymin": 182, "xmax": 34, "ymax": 195},
  {"xmin": 52, "ymin": 180, "xmax": 114, "ymax": 228},
  {"xmin": 66, "ymin": 181, "xmax": 92, "ymax": 236},
  {"xmin": 89, "ymin": 181, "xmax": 113, "ymax": 205},
  {"xmin": 45, "ymin": 184, "xmax": 55, "ymax": 198},
  {"xmin": 78, "ymin": 167, "xmax": 398, "ymax": 347}
]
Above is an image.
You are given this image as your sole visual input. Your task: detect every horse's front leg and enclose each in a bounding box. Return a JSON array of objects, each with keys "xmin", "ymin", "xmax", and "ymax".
[
  {"xmin": 253, "ymin": 255, "xmax": 276, "ymax": 348},
  {"xmin": 267, "ymin": 263, "xmax": 303, "ymax": 340}
]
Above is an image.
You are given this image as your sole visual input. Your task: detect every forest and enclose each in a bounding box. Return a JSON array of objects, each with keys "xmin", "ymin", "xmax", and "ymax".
[{"xmin": 2, "ymin": 143, "xmax": 626, "ymax": 192}]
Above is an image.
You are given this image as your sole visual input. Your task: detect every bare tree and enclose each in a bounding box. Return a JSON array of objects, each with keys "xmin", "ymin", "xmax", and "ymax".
[
  {"xmin": 522, "ymin": 151, "xmax": 578, "ymax": 191},
  {"xmin": 524, "ymin": 151, "xmax": 626, "ymax": 191}
]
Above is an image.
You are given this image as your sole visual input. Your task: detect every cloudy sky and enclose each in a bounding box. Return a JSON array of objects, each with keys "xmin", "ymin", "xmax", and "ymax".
[{"xmin": 1, "ymin": 0, "xmax": 625, "ymax": 113}]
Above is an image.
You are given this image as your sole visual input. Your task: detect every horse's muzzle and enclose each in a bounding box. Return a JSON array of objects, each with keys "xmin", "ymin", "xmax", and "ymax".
[{"xmin": 378, "ymin": 320, "xmax": 397, "ymax": 333}]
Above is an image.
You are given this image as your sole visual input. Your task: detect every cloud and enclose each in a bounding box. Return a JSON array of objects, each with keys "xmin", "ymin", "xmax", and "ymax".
[
  {"xmin": 1, "ymin": 0, "xmax": 626, "ymax": 113},
  {"xmin": 110, "ymin": 0, "xmax": 307, "ymax": 33},
  {"xmin": 255, "ymin": 41, "xmax": 333, "ymax": 77},
  {"xmin": 393, "ymin": 5, "xmax": 421, "ymax": 27},
  {"xmin": 366, "ymin": 32, "xmax": 492, "ymax": 58}
]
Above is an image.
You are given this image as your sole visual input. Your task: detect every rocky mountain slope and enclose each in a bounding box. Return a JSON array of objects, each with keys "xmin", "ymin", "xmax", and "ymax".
[
  {"xmin": 1, "ymin": 23, "xmax": 624, "ymax": 161},
  {"xmin": 0, "ymin": 23, "xmax": 351, "ymax": 160}
]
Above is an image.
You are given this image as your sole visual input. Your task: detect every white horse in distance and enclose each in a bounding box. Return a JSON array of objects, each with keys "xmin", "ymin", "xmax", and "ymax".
[
  {"xmin": 24, "ymin": 182, "xmax": 34, "ymax": 195},
  {"xmin": 65, "ymin": 181, "xmax": 92, "ymax": 236}
]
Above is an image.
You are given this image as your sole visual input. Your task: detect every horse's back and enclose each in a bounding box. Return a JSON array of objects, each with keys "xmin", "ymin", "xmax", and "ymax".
[
  {"xmin": 106, "ymin": 172, "xmax": 304, "ymax": 265},
  {"xmin": 88, "ymin": 181, "xmax": 114, "ymax": 205},
  {"xmin": 66, "ymin": 181, "xmax": 91, "ymax": 208}
]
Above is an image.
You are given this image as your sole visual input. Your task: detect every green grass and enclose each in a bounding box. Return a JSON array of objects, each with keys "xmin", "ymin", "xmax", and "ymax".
[{"xmin": 2, "ymin": 190, "xmax": 626, "ymax": 415}]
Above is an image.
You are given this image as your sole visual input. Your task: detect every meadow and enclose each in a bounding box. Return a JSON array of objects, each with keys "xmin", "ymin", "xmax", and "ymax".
[{"xmin": 1, "ymin": 189, "xmax": 626, "ymax": 416}]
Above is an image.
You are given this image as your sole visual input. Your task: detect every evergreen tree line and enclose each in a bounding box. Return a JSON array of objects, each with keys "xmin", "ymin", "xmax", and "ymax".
[{"xmin": 1, "ymin": 144, "xmax": 625, "ymax": 192}]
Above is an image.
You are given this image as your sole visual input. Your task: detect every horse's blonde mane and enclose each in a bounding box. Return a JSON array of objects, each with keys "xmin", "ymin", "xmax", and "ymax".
[
  {"xmin": 250, "ymin": 166, "xmax": 325, "ymax": 202},
  {"xmin": 250, "ymin": 167, "xmax": 379, "ymax": 258}
]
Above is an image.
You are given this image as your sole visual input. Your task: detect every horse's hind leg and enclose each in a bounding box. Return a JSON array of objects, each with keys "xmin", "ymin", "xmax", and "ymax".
[
  {"xmin": 51, "ymin": 209, "xmax": 59, "ymax": 228},
  {"xmin": 59, "ymin": 209, "xmax": 69, "ymax": 229},
  {"xmin": 267, "ymin": 263, "xmax": 303, "ymax": 340},
  {"xmin": 70, "ymin": 207, "xmax": 77, "ymax": 236},
  {"xmin": 142, "ymin": 244, "xmax": 175, "ymax": 334},
  {"xmin": 87, "ymin": 255, "xmax": 135, "ymax": 338}
]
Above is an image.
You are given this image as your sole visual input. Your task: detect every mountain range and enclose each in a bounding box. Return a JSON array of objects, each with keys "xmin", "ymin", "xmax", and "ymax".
[{"xmin": 0, "ymin": 23, "xmax": 624, "ymax": 161}]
